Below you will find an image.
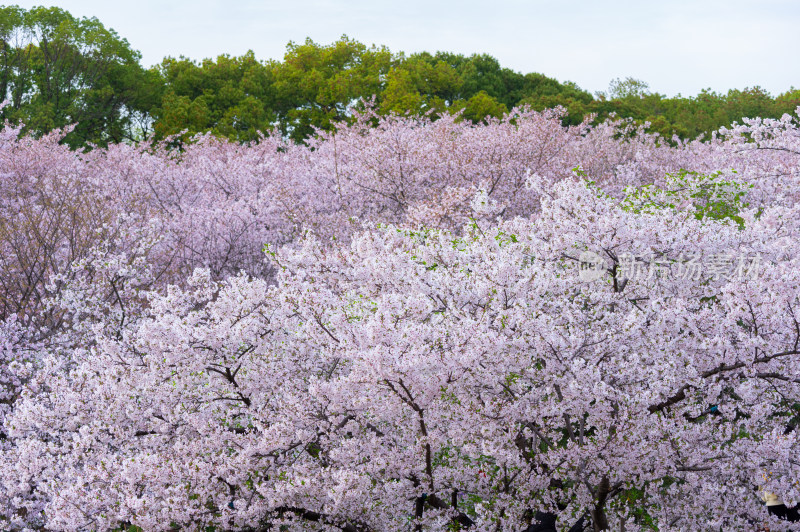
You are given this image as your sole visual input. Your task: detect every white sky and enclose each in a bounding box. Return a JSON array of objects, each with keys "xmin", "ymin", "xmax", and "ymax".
[{"xmin": 11, "ymin": 0, "xmax": 800, "ymax": 97}]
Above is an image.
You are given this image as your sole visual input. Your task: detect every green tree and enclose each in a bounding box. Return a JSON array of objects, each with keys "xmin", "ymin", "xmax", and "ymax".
[
  {"xmin": 0, "ymin": 5, "xmax": 157, "ymax": 147},
  {"xmin": 153, "ymin": 51, "xmax": 278, "ymax": 143},
  {"xmin": 379, "ymin": 55, "xmax": 462, "ymax": 116},
  {"xmin": 273, "ymin": 36, "xmax": 395, "ymax": 142},
  {"xmin": 605, "ymin": 76, "xmax": 651, "ymax": 100},
  {"xmin": 452, "ymin": 90, "xmax": 508, "ymax": 122}
]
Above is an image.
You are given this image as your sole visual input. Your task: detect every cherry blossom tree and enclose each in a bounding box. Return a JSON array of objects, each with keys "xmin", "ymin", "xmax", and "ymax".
[{"xmin": 2, "ymin": 104, "xmax": 800, "ymax": 531}]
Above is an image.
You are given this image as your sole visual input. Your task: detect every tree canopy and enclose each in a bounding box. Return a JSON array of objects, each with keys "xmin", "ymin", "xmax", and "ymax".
[
  {"xmin": 0, "ymin": 5, "xmax": 159, "ymax": 147},
  {"xmin": 3, "ymin": 102, "xmax": 800, "ymax": 531},
  {"xmin": 1, "ymin": 6, "xmax": 799, "ymax": 148}
]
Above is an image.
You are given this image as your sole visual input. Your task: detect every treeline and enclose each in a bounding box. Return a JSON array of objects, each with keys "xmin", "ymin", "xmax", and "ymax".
[{"xmin": 1, "ymin": 5, "xmax": 799, "ymax": 148}]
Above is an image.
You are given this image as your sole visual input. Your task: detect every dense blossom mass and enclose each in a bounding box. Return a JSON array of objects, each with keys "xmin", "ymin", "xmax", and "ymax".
[{"xmin": 1, "ymin": 105, "xmax": 800, "ymax": 531}]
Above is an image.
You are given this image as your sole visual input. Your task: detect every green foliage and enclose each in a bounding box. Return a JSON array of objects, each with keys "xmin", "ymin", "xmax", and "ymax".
[
  {"xmin": 2, "ymin": 5, "xmax": 798, "ymax": 147},
  {"xmin": 150, "ymin": 40, "xmax": 589, "ymax": 143},
  {"xmin": 612, "ymin": 486, "xmax": 659, "ymax": 530},
  {"xmin": 605, "ymin": 76, "xmax": 651, "ymax": 100},
  {"xmin": 589, "ymin": 84, "xmax": 799, "ymax": 141},
  {"xmin": 453, "ymin": 90, "xmax": 508, "ymax": 122},
  {"xmin": 622, "ymin": 169, "xmax": 751, "ymax": 229},
  {"xmin": 378, "ymin": 54, "xmax": 461, "ymax": 116},
  {"xmin": 0, "ymin": 5, "xmax": 156, "ymax": 147},
  {"xmin": 154, "ymin": 51, "xmax": 278, "ymax": 143},
  {"xmin": 275, "ymin": 36, "xmax": 395, "ymax": 142}
]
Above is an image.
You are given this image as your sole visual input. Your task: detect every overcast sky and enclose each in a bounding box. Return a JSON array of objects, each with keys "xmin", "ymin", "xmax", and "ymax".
[{"xmin": 11, "ymin": 0, "xmax": 800, "ymax": 97}]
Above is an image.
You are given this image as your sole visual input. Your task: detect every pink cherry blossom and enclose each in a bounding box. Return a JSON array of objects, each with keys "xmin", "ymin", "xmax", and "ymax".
[{"xmin": 2, "ymin": 105, "xmax": 800, "ymax": 530}]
